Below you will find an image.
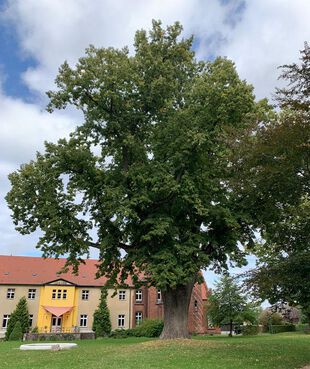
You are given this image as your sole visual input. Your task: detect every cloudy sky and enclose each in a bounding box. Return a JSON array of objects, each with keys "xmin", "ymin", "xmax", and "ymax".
[{"xmin": 0, "ymin": 0, "xmax": 309, "ymax": 286}]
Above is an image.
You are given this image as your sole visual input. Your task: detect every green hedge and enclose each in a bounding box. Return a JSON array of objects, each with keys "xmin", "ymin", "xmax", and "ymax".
[
  {"xmin": 295, "ymin": 324, "xmax": 309, "ymax": 332},
  {"xmin": 269, "ymin": 324, "xmax": 296, "ymax": 334},
  {"xmin": 241, "ymin": 325, "xmax": 259, "ymax": 336},
  {"xmin": 110, "ymin": 319, "xmax": 163, "ymax": 338},
  {"xmin": 109, "ymin": 329, "xmax": 135, "ymax": 338}
]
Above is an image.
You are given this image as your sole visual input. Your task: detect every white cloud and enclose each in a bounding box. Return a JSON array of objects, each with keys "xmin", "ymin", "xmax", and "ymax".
[
  {"xmin": 215, "ymin": 0, "xmax": 310, "ymax": 99},
  {"xmin": 0, "ymin": 89, "xmax": 76, "ymax": 255},
  {"xmin": 3, "ymin": 0, "xmax": 235, "ymax": 93},
  {"xmin": 0, "ymin": 95, "xmax": 76, "ymax": 165},
  {"xmin": 3, "ymin": 0, "xmax": 309, "ymax": 99}
]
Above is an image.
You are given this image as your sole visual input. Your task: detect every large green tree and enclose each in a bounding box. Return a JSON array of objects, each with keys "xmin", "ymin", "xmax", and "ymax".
[{"xmin": 6, "ymin": 21, "xmax": 258, "ymax": 338}]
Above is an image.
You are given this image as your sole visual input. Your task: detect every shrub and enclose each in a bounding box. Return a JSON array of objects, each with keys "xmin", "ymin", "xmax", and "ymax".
[
  {"xmin": 5, "ymin": 297, "xmax": 30, "ymax": 340},
  {"xmin": 9, "ymin": 321, "xmax": 23, "ymax": 341},
  {"xmin": 241, "ymin": 325, "xmax": 259, "ymax": 336},
  {"xmin": 109, "ymin": 329, "xmax": 135, "ymax": 338},
  {"xmin": 46, "ymin": 334, "xmax": 57, "ymax": 341},
  {"xmin": 134, "ymin": 319, "xmax": 164, "ymax": 337},
  {"xmin": 109, "ymin": 320, "xmax": 164, "ymax": 338}
]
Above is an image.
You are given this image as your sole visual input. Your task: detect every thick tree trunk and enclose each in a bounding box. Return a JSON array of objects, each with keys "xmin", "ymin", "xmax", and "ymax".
[
  {"xmin": 160, "ymin": 280, "xmax": 195, "ymax": 339},
  {"xmin": 229, "ymin": 319, "xmax": 233, "ymax": 337}
]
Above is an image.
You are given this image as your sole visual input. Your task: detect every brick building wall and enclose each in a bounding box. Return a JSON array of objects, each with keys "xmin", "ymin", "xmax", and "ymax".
[{"xmin": 188, "ymin": 283, "xmax": 208, "ymax": 334}]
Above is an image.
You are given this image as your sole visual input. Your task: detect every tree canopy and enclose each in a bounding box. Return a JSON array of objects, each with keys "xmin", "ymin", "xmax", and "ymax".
[
  {"xmin": 239, "ymin": 43, "xmax": 310, "ymax": 324},
  {"xmin": 6, "ymin": 21, "xmax": 260, "ymax": 338}
]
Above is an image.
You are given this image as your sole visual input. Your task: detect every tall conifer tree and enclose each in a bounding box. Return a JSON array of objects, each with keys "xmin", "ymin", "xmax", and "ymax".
[{"xmin": 92, "ymin": 287, "xmax": 112, "ymax": 337}]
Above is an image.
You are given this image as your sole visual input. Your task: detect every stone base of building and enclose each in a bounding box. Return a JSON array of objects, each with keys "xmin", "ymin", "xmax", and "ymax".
[{"xmin": 23, "ymin": 332, "xmax": 95, "ymax": 341}]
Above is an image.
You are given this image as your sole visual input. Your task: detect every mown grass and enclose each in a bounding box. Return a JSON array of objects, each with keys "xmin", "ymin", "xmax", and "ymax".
[{"xmin": 0, "ymin": 332, "xmax": 309, "ymax": 369}]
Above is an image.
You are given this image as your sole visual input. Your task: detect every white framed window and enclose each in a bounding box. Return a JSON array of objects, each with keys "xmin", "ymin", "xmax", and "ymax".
[
  {"xmin": 81, "ymin": 290, "xmax": 89, "ymax": 300},
  {"xmin": 57, "ymin": 289, "xmax": 62, "ymax": 299},
  {"xmin": 28, "ymin": 289, "xmax": 36, "ymax": 299},
  {"xmin": 157, "ymin": 289, "xmax": 162, "ymax": 303},
  {"xmin": 52, "ymin": 289, "xmax": 56, "ymax": 299},
  {"xmin": 29, "ymin": 314, "xmax": 33, "ymax": 327},
  {"xmin": 118, "ymin": 314, "xmax": 125, "ymax": 328},
  {"xmin": 63, "ymin": 290, "xmax": 67, "ymax": 299},
  {"xmin": 7, "ymin": 288, "xmax": 15, "ymax": 299},
  {"xmin": 135, "ymin": 312, "xmax": 143, "ymax": 325},
  {"xmin": 2, "ymin": 315, "xmax": 10, "ymax": 328},
  {"xmin": 118, "ymin": 290, "xmax": 126, "ymax": 300},
  {"xmin": 135, "ymin": 289, "xmax": 142, "ymax": 302},
  {"xmin": 80, "ymin": 314, "xmax": 88, "ymax": 327}
]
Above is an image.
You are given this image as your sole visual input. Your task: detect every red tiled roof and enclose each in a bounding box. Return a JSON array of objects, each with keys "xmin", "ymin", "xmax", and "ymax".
[
  {"xmin": 0, "ymin": 255, "xmax": 208, "ymax": 291},
  {"xmin": 0, "ymin": 255, "xmax": 113, "ymax": 286}
]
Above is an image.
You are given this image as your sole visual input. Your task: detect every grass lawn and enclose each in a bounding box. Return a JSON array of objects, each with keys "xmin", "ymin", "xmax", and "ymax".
[{"xmin": 0, "ymin": 332, "xmax": 309, "ymax": 369}]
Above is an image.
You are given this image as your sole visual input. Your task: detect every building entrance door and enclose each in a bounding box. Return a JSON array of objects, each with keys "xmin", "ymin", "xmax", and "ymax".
[{"xmin": 51, "ymin": 315, "xmax": 62, "ymax": 332}]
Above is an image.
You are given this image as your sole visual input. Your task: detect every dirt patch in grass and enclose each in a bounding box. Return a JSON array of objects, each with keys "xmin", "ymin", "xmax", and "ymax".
[{"xmin": 139, "ymin": 339, "xmax": 221, "ymax": 349}]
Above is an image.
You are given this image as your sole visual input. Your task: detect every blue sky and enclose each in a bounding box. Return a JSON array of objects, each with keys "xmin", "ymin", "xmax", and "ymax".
[
  {"xmin": 0, "ymin": 0, "xmax": 310, "ymax": 289},
  {"xmin": 0, "ymin": 1, "xmax": 36, "ymax": 99}
]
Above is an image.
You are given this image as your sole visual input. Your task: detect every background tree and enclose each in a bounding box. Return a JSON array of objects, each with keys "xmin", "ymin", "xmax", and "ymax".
[
  {"xmin": 276, "ymin": 41, "xmax": 310, "ymax": 112},
  {"xmin": 6, "ymin": 21, "xmax": 259, "ymax": 339},
  {"xmin": 5, "ymin": 297, "xmax": 29, "ymax": 340},
  {"xmin": 258, "ymin": 309, "xmax": 284, "ymax": 333},
  {"xmin": 92, "ymin": 286, "xmax": 112, "ymax": 337},
  {"xmin": 234, "ymin": 43, "xmax": 310, "ymax": 325},
  {"xmin": 245, "ymin": 248, "xmax": 310, "ymax": 326},
  {"xmin": 258, "ymin": 309, "xmax": 283, "ymax": 328},
  {"xmin": 207, "ymin": 275, "xmax": 259, "ymax": 336}
]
